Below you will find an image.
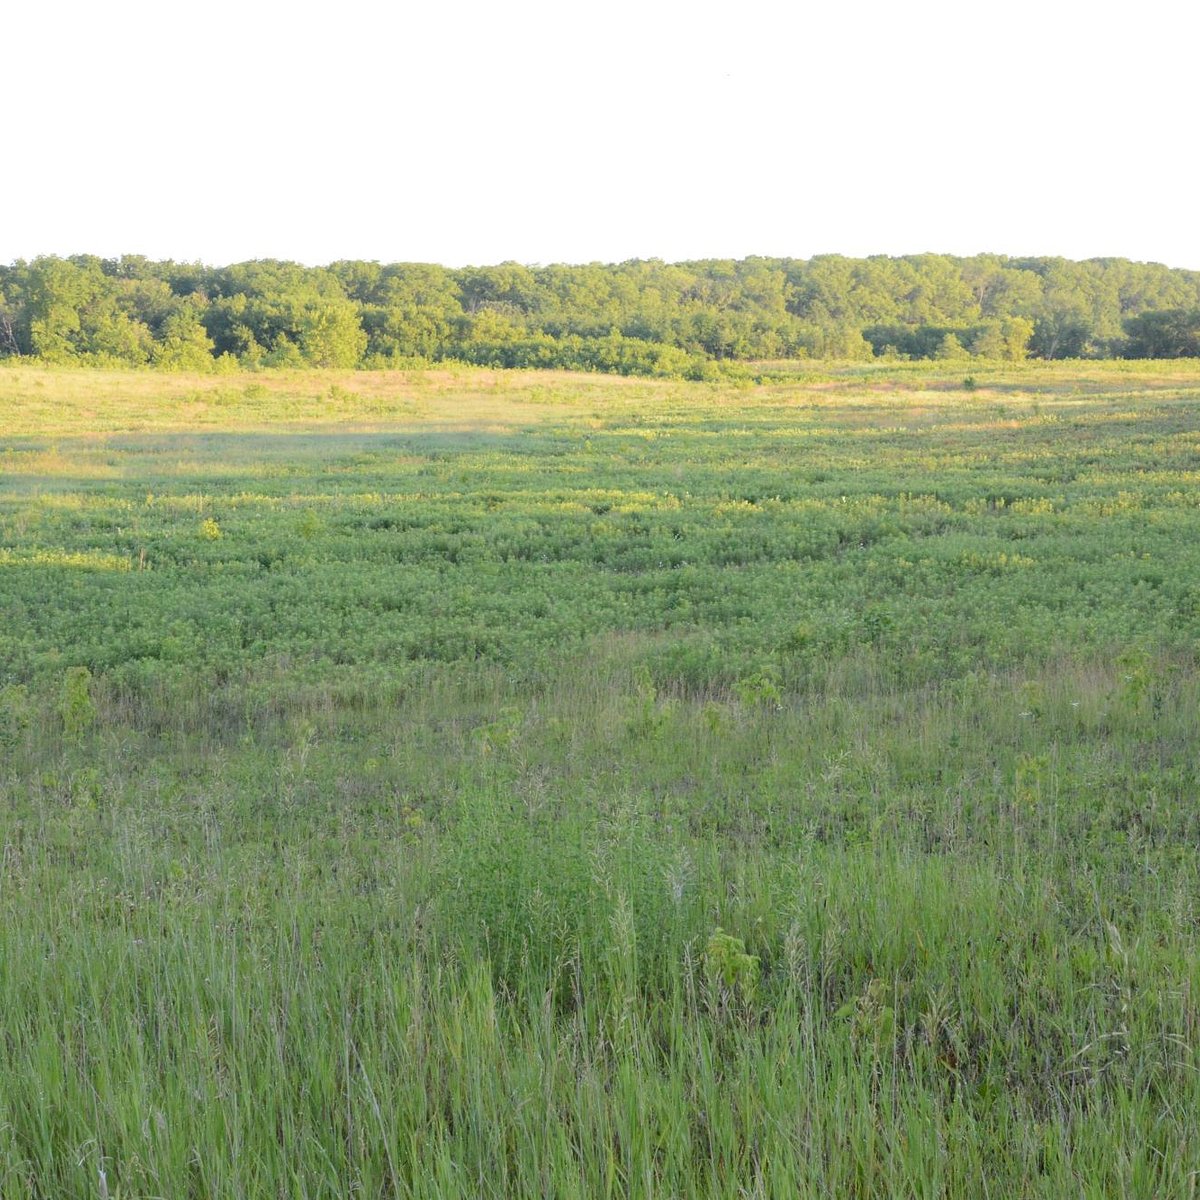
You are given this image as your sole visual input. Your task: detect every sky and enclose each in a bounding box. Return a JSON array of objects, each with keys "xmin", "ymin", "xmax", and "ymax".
[{"xmin": 7, "ymin": 0, "xmax": 1199, "ymax": 270}]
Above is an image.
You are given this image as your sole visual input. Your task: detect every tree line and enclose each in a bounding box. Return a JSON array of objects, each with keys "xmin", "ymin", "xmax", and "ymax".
[{"xmin": 2, "ymin": 253, "xmax": 1199, "ymax": 375}]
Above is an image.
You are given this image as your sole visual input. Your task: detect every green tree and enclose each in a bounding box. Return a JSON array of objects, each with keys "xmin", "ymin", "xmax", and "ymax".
[
  {"xmin": 22, "ymin": 257, "xmax": 152, "ymax": 363},
  {"xmin": 151, "ymin": 300, "xmax": 217, "ymax": 370},
  {"xmin": 1122, "ymin": 309, "xmax": 1200, "ymax": 358},
  {"xmin": 970, "ymin": 321, "xmax": 1007, "ymax": 359},
  {"xmin": 935, "ymin": 332, "xmax": 970, "ymax": 360},
  {"xmin": 1001, "ymin": 316, "xmax": 1034, "ymax": 361},
  {"xmin": 297, "ymin": 299, "xmax": 367, "ymax": 367},
  {"xmin": 0, "ymin": 285, "xmax": 22, "ymax": 356},
  {"xmin": 1030, "ymin": 312, "xmax": 1093, "ymax": 359},
  {"xmin": 24, "ymin": 257, "xmax": 94, "ymax": 360},
  {"xmin": 3, "ymin": 251, "xmax": 1200, "ymax": 373},
  {"xmin": 360, "ymin": 264, "xmax": 463, "ymax": 359}
]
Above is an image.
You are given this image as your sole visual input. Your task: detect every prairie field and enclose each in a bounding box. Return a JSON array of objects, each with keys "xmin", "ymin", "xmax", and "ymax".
[{"xmin": 2, "ymin": 361, "xmax": 1200, "ymax": 1197}]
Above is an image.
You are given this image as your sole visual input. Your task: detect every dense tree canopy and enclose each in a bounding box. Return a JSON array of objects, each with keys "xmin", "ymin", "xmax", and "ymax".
[{"xmin": 1, "ymin": 253, "xmax": 1198, "ymax": 374}]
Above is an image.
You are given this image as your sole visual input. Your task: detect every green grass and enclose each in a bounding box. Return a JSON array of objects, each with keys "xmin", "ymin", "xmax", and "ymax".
[{"xmin": 2, "ymin": 362, "xmax": 1200, "ymax": 1197}]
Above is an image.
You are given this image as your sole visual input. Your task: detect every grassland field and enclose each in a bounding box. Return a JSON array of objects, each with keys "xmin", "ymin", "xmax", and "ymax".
[{"xmin": 2, "ymin": 360, "xmax": 1200, "ymax": 1197}]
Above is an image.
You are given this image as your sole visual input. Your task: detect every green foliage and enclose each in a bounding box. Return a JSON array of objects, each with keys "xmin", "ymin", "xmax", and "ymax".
[
  {"xmin": 151, "ymin": 300, "xmax": 216, "ymax": 370},
  {"xmin": 1123, "ymin": 307, "xmax": 1200, "ymax": 358},
  {"xmin": 296, "ymin": 298, "xmax": 368, "ymax": 367},
  {"xmin": 836, "ymin": 977, "xmax": 899, "ymax": 1055},
  {"xmin": 935, "ymin": 332, "xmax": 970, "ymax": 360},
  {"xmin": 1, "ymin": 364, "xmax": 1200, "ymax": 1195},
  {"xmin": 970, "ymin": 316, "xmax": 1034, "ymax": 360},
  {"xmin": 704, "ymin": 927, "xmax": 760, "ymax": 1001},
  {"xmin": 0, "ymin": 682, "xmax": 32, "ymax": 749},
  {"xmin": 3, "ymin": 254, "xmax": 1199, "ymax": 373},
  {"xmin": 58, "ymin": 666, "xmax": 95, "ymax": 737},
  {"xmin": 1116, "ymin": 646, "xmax": 1154, "ymax": 715},
  {"xmin": 1031, "ymin": 310, "xmax": 1094, "ymax": 360},
  {"xmin": 733, "ymin": 666, "xmax": 782, "ymax": 710},
  {"xmin": 1001, "ymin": 315, "xmax": 1035, "ymax": 360}
]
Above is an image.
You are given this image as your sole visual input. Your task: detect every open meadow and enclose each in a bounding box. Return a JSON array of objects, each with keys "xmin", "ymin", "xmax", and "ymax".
[{"xmin": 2, "ymin": 361, "xmax": 1200, "ymax": 1197}]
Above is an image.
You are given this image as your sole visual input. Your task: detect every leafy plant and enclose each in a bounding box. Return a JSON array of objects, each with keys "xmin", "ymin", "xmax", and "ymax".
[
  {"xmin": 704, "ymin": 927, "xmax": 759, "ymax": 1002},
  {"xmin": 58, "ymin": 666, "xmax": 96, "ymax": 738}
]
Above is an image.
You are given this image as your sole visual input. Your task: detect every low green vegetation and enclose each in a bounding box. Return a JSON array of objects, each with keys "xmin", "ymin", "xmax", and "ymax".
[{"xmin": 2, "ymin": 361, "xmax": 1199, "ymax": 1197}]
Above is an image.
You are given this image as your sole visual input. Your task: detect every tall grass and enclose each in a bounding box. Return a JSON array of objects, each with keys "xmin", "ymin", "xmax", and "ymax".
[{"xmin": 2, "ymin": 363, "xmax": 1200, "ymax": 1195}]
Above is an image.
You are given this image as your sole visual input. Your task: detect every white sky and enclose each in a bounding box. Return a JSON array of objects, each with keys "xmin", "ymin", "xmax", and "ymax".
[{"xmin": 7, "ymin": 0, "xmax": 1199, "ymax": 270}]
